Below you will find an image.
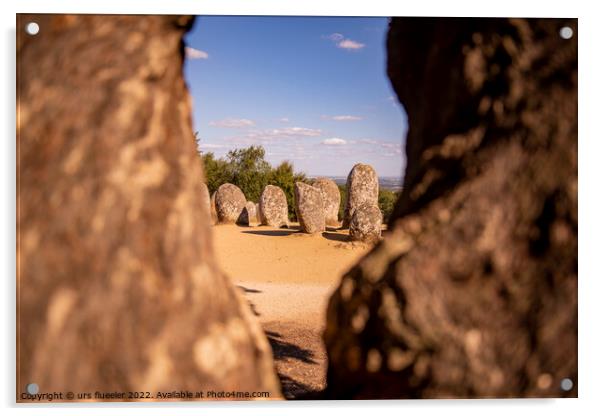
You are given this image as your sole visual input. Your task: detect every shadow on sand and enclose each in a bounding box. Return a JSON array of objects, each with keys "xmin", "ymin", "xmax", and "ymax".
[
  {"xmin": 266, "ymin": 330, "xmax": 317, "ymax": 365},
  {"xmin": 278, "ymin": 374, "xmax": 323, "ymax": 400},
  {"xmin": 247, "ymin": 301, "xmax": 260, "ymax": 317},
  {"xmin": 238, "ymin": 287, "xmax": 324, "ymax": 399},
  {"xmin": 236, "ymin": 286, "xmax": 262, "ymax": 316},
  {"xmin": 236, "ymin": 285, "xmax": 262, "ymax": 293},
  {"xmin": 242, "ymin": 229, "xmax": 299, "ymax": 237},
  {"xmin": 321, "ymin": 232, "xmax": 349, "ymax": 242},
  {"xmin": 265, "ymin": 330, "xmax": 324, "ymax": 399}
]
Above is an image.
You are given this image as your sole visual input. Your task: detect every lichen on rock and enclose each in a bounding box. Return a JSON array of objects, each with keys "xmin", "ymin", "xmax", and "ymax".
[
  {"xmin": 349, "ymin": 203, "xmax": 382, "ymax": 244},
  {"xmin": 215, "ymin": 183, "xmax": 247, "ymax": 224},
  {"xmin": 342, "ymin": 164, "xmax": 379, "ymax": 229},
  {"xmin": 294, "ymin": 182, "xmax": 326, "ymax": 234},
  {"xmin": 259, "ymin": 185, "xmax": 289, "ymax": 228},
  {"xmin": 313, "ymin": 177, "xmax": 341, "ymax": 227}
]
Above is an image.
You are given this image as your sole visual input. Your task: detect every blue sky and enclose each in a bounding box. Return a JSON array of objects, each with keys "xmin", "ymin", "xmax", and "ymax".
[{"xmin": 184, "ymin": 16, "xmax": 407, "ymax": 177}]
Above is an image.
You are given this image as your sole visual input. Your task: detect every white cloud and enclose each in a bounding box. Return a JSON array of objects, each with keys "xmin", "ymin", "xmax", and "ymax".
[
  {"xmin": 323, "ymin": 33, "xmax": 344, "ymax": 42},
  {"xmin": 379, "ymin": 143, "xmax": 402, "ymax": 156},
  {"xmin": 356, "ymin": 139, "xmax": 403, "ymax": 154},
  {"xmin": 387, "ymin": 95, "xmax": 400, "ymax": 106},
  {"xmin": 251, "ymin": 127, "xmax": 322, "ymax": 138},
  {"xmin": 185, "ymin": 46, "xmax": 209, "ymax": 59},
  {"xmin": 200, "ymin": 143, "xmax": 227, "ymax": 149},
  {"xmin": 358, "ymin": 138, "xmax": 379, "ymax": 145},
  {"xmin": 333, "ymin": 115, "xmax": 362, "ymax": 121},
  {"xmin": 322, "ymin": 115, "xmax": 363, "ymax": 121},
  {"xmin": 282, "ymin": 127, "xmax": 321, "ymax": 136},
  {"xmin": 221, "ymin": 126, "xmax": 323, "ymax": 146},
  {"xmin": 322, "ymin": 138, "xmax": 347, "ymax": 146},
  {"xmin": 380, "ymin": 142, "xmax": 402, "ymax": 153},
  {"xmin": 337, "ymin": 39, "xmax": 365, "ymax": 50},
  {"xmin": 279, "ymin": 117, "xmax": 290, "ymax": 123},
  {"xmin": 209, "ymin": 118, "xmax": 255, "ymax": 128},
  {"xmin": 324, "ymin": 33, "xmax": 366, "ymax": 51}
]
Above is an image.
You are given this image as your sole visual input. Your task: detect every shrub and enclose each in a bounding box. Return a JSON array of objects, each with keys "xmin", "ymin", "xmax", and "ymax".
[
  {"xmin": 268, "ymin": 161, "xmax": 308, "ymax": 220},
  {"xmin": 196, "ymin": 138, "xmax": 400, "ymax": 224},
  {"xmin": 199, "ymin": 145, "xmax": 308, "ymax": 221},
  {"xmin": 338, "ymin": 185, "xmax": 399, "ymax": 223},
  {"xmin": 378, "ymin": 188, "xmax": 398, "ymax": 223}
]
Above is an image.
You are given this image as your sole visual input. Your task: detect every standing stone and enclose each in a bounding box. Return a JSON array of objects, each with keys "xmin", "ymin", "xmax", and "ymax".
[
  {"xmin": 259, "ymin": 185, "xmax": 289, "ymax": 228},
  {"xmin": 324, "ymin": 17, "xmax": 577, "ymax": 399},
  {"xmin": 215, "ymin": 183, "xmax": 246, "ymax": 224},
  {"xmin": 313, "ymin": 178, "xmax": 341, "ymax": 227},
  {"xmin": 16, "ymin": 14, "xmax": 280, "ymax": 400},
  {"xmin": 349, "ymin": 203, "xmax": 382, "ymax": 243},
  {"xmin": 342, "ymin": 164, "xmax": 379, "ymax": 229},
  {"xmin": 247, "ymin": 201, "xmax": 258, "ymax": 224},
  {"xmin": 255, "ymin": 202, "xmax": 262, "ymax": 224},
  {"xmin": 239, "ymin": 201, "xmax": 258, "ymax": 226},
  {"xmin": 200, "ymin": 182, "xmax": 213, "ymax": 224},
  {"xmin": 294, "ymin": 182, "xmax": 325, "ymax": 234},
  {"xmin": 210, "ymin": 191, "xmax": 218, "ymax": 224}
]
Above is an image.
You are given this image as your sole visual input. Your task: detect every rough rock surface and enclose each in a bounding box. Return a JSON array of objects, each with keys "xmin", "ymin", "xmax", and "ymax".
[
  {"xmin": 215, "ymin": 183, "xmax": 247, "ymax": 224},
  {"xmin": 200, "ymin": 182, "xmax": 213, "ymax": 224},
  {"xmin": 17, "ymin": 14, "xmax": 280, "ymax": 400},
  {"xmin": 313, "ymin": 178, "xmax": 341, "ymax": 227},
  {"xmin": 349, "ymin": 204, "xmax": 382, "ymax": 244},
  {"xmin": 324, "ymin": 18, "xmax": 577, "ymax": 399},
  {"xmin": 342, "ymin": 164, "xmax": 379, "ymax": 229},
  {"xmin": 259, "ymin": 185, "xmax": 289, "ymax": 228},
  {"xmin": 239, "ymin": 201, "xmax": 258, "ymax": 226},
  {"xmin": 294, "ymin": 182, "xmax": 325, "ymax": 234}
]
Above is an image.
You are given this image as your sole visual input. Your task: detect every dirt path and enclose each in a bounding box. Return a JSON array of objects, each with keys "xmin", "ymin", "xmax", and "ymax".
[{"xmin": 212, "ymin": 224, "xmax": 371, "ymax": 398}]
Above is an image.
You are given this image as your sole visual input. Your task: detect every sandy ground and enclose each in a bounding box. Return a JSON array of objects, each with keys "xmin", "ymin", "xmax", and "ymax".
[{"xmin": 212, "ymin": 223, "xmax": 372, "ymax": 399}]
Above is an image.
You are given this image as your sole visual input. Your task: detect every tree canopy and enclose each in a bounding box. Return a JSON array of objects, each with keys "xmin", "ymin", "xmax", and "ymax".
[
  {"xmin": 200, "ymin": 145, "xmax": 307, "ymax": 220},
  {"xmin": 198, "ymin": 143, "xmax": 398, "ymax": 223}
]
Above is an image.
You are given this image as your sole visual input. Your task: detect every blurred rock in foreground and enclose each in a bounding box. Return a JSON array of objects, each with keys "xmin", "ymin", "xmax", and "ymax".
[
  {"xmin": 324, "ymin": 17, "xmax": 577, "ymax": 398},
  {"xmin": 17, "ymin": 14, "xmax": 280, "ymax": 400}
]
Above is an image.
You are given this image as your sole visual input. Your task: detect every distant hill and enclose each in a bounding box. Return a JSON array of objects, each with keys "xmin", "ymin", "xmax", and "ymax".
[{"xmin": 309, "ymin": 175, "xmax": 404, "ymax": 192}]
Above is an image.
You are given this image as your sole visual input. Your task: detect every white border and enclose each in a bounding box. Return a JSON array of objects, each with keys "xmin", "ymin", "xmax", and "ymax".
[{"xmin": 3, "ymin": 1, "xmax": 601, "ymax": 415}]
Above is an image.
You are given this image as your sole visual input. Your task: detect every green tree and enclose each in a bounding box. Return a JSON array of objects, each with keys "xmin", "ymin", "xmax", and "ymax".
[
  {"xmin": 378, "ymin": 189, "xmax": 399, "ymax": 223},
  {"xmin": 225, "ymin": 146, "xmax": 271, "ymax": 203},
  {"xmin": 269, "ymin": 161, "xmax": 308, "ymax": 220},
  {"xmin": 200, "ymin": 145, "xmax": 309, "ymax": 221},
  {"xmin": 201, "ymin": 152, "xmax": 232, "ymax": 195}
]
